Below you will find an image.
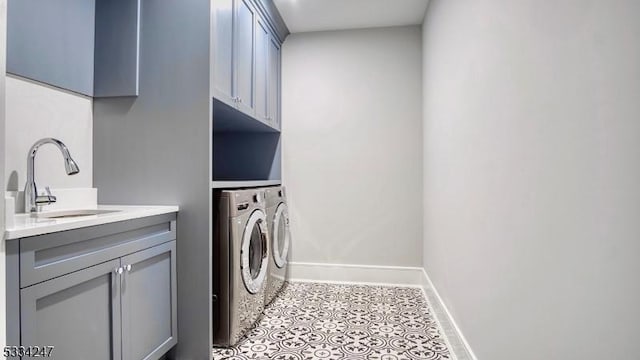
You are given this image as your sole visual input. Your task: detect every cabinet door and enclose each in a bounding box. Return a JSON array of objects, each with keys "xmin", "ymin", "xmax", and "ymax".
[
  {"xmin": 268, "ymin": 36, "xmax": 282, "ymax": 129},
  {"xmin": 20, "ymin": 259, "xmax": 122, "ymax": 360},
  {"xmin": 7, "ymin": 0, "xmax": 96, "ymax": 96},
  {"xmin": 121, "ymin": 242, "xmax": 177, "ymax": 360},
  {"xmin": 212, "ymin": 0, "xmax": 235, "ymax": 107},
  {"xmin": 234, "ymin": 0, "xmax": 256, "ymax": 115},
  {"xmin": 254, "ymin": 16, "xmax": 270, "ymax": 123}
]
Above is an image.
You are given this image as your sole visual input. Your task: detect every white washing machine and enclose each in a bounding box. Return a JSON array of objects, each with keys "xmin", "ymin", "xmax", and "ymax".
[
  {"xmin": 264, "ymin": 186, "xmax": 291, "ymax": 306},
  {"xmin": 212, "ymin": 189, "xmax": 269, "ymax": 346}
]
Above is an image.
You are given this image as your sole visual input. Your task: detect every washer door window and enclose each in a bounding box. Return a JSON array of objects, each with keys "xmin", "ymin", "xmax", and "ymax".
[
  {"xmin": 241, "ymin": 209, "xmax": 269, "ymax": 294},
  {"xmin": 272, "ymin": 203, "xmax": 291, "ymax": 268}
]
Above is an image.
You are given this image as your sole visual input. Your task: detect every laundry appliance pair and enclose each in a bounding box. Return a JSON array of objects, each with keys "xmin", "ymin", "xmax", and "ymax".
[{"xmin": 212, "ymin": 186, "xmax": 291, "ymax": 346}]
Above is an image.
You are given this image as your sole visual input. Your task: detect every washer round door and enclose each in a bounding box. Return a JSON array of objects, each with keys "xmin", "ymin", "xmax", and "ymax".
[
  {"xmin": 272, "ymin": 203, "xmax": 291, "ymax": 268},
  {"xmin": 241, "ymin": 209, "xmax": 269, "ymax": 294}
]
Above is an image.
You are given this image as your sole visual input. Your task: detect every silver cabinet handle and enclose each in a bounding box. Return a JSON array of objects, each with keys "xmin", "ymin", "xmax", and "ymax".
[
  {"xmin": 125, "ymin": 264, "xmax": 132, "ymax": 272},
  {"xmin": 114, "ymin": 267, "xmax": 123, "ymax": 275}
]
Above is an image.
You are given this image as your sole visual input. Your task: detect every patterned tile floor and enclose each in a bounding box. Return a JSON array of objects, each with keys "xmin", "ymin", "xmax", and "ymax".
[{"xmin": 212, "ymin": 282, "xmax": 451, "ymax": 360}]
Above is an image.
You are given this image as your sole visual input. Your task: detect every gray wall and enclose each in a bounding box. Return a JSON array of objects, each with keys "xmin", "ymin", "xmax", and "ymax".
[
  {"xmin": 282, "ymin": 26, "xmax": 423, "ymax": 267},
  {"xmin": 421, "ymin": 1, "xmax": 640, "ymax": 359},
  {"xmin": 93, "ymin": 0, "xmax": 211, "ymax": 358}
]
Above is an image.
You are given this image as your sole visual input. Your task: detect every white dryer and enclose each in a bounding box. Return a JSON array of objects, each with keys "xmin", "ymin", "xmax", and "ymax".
[
  {"xmin": 212, "ymin": 189, "xmax": 269, "ymax": 346},
  {"xmin": 264, "ymin": 186, "xmax": 291, "ymax": 306}
]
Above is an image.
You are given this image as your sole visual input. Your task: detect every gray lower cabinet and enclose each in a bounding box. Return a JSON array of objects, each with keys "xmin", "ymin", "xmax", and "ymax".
[
  {"xmin": 21, "ymin": 259, "xmax": 123, "ymax": 360},
  {"xmin": 6, "ymin": 213, "xmax": 178, "ymax": 360},
  {"xmin": 121, "ymin": 242, "xmax": 177, "ymax": 360}
]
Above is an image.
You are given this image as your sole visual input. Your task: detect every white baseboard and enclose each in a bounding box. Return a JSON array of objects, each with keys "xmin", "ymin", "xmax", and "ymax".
[
  {"xmin": 420, "ymin": 269, "xmax": 478, "ymax": 360},
  {"xmin": 287, "ymin": 261, "xmax": 424, "ymax": 287},
  {"xmin": 286, "ymin": 261, "xmax": 477, "ymax": 360}
]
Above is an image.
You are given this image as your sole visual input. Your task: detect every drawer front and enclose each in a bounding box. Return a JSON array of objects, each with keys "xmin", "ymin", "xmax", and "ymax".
[{"xmin": 20, "ymin": 213, "xmax": 176, "ymax": 288}]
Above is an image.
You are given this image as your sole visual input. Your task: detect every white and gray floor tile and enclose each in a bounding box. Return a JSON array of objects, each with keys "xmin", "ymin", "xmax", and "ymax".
[{"xmin": 213, "ymin": 282, "xmax": 451, "ymax": 360}]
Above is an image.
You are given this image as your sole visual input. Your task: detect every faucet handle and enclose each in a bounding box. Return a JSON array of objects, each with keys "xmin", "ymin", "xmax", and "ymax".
[
  {"xmin": 34, "ymin": 186, "xmax": 57, "ymax": 206},
  {"xmin": 45, "ymin": 187, "xmax": 56, "ymax": 203}
]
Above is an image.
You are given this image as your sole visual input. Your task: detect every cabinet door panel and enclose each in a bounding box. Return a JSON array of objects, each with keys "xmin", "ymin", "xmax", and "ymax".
[
  {"xmin": 20, "ymin": 259, "xmax": 122, "ymax": 360},
  {"xmin": 234, "ymin": 0, "xmax": 255, "ymax": 114},
  {"xmin": 7, "ymin": 0, "xmax": 96, "ymax": 96},
  {"xmin": 212, "ymin": 0, "xmax": 235, "ymax": 106},
  {"xmin": 121, "ymin": 242, "xmax": 177, "ymax": 360},
  {"xmin": 254, "ymin": 17, "xmax": 269, "ymax": 123},
  {"xmin": 268, "ymin": 36, "xmax": 281, "ymax": 129}
]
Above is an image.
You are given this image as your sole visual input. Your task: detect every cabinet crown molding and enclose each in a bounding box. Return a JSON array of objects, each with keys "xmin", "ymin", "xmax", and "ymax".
[{"xmin": 251, "ymin": 0, "xmax": 289, "ymax": 43}]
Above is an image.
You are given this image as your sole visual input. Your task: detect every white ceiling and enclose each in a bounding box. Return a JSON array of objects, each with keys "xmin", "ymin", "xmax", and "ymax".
[{"xmin": 273, "ymin": 0, "xmax": 430, "ymax": 34}]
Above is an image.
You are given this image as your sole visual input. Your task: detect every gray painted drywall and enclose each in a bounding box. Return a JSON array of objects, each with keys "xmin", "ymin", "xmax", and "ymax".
[
  {"xmin": 93, "ymin": 0, "xmax": 211, "ymax": 358},
  {"xmin": 421, "ymin": 1, "xmax": 640, "ymax": 359},
  {"xmin": 1, "ymin": 0, "xmax": 7, "ymax": 347},
  {"xmin": 282, "ymin": 26, "xmax": 423, "ymax": 267}
]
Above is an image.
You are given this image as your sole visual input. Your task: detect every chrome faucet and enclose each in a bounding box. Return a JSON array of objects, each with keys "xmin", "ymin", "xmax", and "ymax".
[{"xmin": 24, "ymin": 138, "xmax": 80, "ymax": 213}]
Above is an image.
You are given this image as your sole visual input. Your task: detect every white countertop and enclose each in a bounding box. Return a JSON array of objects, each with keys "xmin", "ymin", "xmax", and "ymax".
[{"xmin": 5, "ymin": 205, "xmax": 179, "ymax": 240}]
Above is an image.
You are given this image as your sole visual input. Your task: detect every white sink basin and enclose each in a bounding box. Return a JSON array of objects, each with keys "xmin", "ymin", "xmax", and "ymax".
[{"xmin": 34, "ymin": 209, "xmax": 120, "ymax": 219}]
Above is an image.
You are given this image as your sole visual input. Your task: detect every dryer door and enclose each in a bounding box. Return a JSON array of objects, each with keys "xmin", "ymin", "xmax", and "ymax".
[
  {"xmin": 241, "ymin": 209, "xmax": 269, "ymax": 294},
  {"xmin": 272, "ymin": 203, "xmax": 291, "ymax": 268}
]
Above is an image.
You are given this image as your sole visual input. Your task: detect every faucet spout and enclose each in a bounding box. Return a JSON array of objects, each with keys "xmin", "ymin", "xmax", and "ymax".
[{"xmin": 24, "ymin": 138, "xmax": 80, "ymax": 213}]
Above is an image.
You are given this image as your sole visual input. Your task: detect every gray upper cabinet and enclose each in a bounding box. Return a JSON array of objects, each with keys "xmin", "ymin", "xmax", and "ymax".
[
  {"xmin": 255, "ymin": 17, "xmax": 270, "ymax": 123},
  {"xmin": 212, "ymin": 0, "xmax": 235, "ymax": 107},
  {"xmin": 235, "ymin": 0, "xmax": 257, "ymax": 115},
  {"xmin": 121, "ymin": 242, "xmax": 177, "ymax": 360},
  {"xmin": 6, "ymin": 0, "xmax": 140, "ymax": 97},
  {"xmin": 7, "ymin": 0, "xmax": 96, "ymax": 96},
  {"xmin": 93, "ymin": 0, "xmax": 141, "ymax": 97},
  {"xmin": 212, "ymin": 0, "xmax": 256, "ymax": 115},
  {"xmin": 20, "ymin": 259, "xmax": 122, "ymax": 360},
  {"xmin": 268, "ymin": 36, "xmax": 282, "ymax": 130},
  {"xmin": 212, "ymin": 0, "xmax": 283, "ymax": 131}
]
